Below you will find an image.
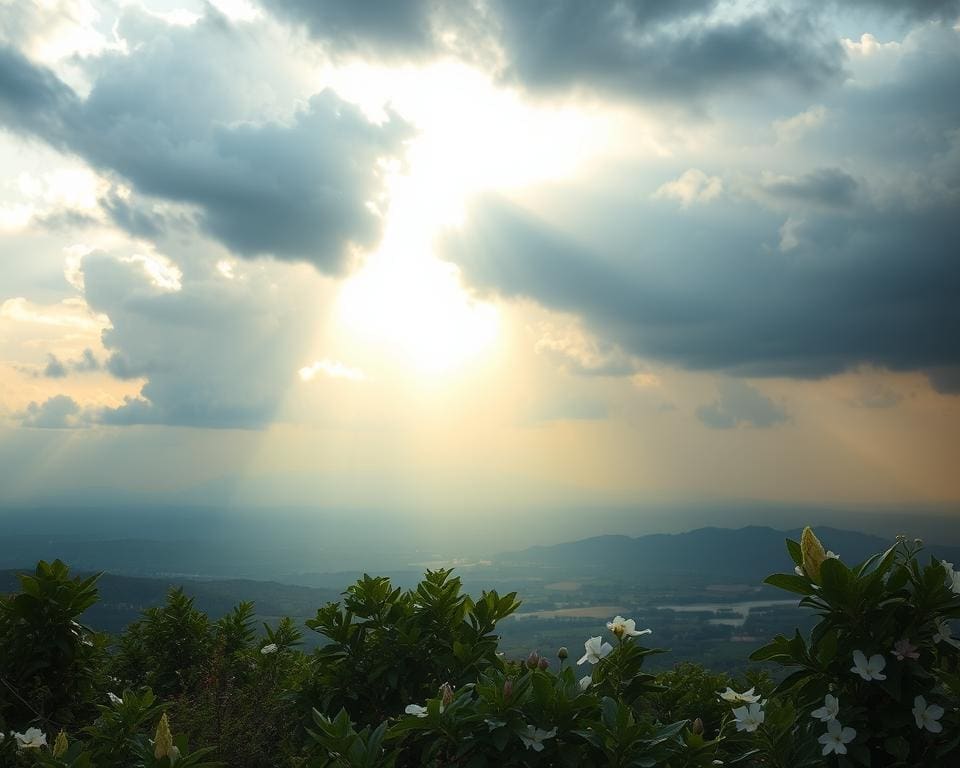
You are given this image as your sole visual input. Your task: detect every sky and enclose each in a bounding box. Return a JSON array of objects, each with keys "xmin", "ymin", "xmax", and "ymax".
[{"xmin": 0, "ymin": 0, "xmax": 958, "ymax": 534}]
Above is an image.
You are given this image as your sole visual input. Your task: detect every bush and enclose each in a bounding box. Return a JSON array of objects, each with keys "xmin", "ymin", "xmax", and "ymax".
[
  {"xmin": 739, "ymin": 529, "xmax": 960, "ymax": 766},
  {"xmin": 1, "ymin": 531, "xmax": 957, "ymax": 767},
  {"xmin": 0, "ymin": 560, "xmax": 106, "ymax": 728}
]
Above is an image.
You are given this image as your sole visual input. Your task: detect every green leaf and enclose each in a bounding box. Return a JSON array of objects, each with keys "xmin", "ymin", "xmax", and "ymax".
[
  {"xmin": 763, "ymin": 573, "xmax": 814, "ymax": 596},
  {"xmin": 786, "ymin": 538, "xmax": 803, "ymax": 567},
  {"xmin": 819, "ymin": 557, "xmax": 854, "ymax": 600}
]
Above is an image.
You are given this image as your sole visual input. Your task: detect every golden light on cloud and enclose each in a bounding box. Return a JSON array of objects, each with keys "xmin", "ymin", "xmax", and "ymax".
[{"xmin": 323, "ymin": 60, "xmax": 607, "ymax": 379}]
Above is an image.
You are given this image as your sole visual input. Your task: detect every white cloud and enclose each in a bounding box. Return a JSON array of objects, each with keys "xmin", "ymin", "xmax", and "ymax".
[
  {"xmin": 654, "ymin": 168, "xmax": 723, "ymax": 208},
  {"xmin": 779, "ymin": 217, "xmax": 802, "ymax": 252},
  {"xmin": 773, "ymin": 105, "xmax": 827, "ymax": 143},
  {"xmin": 534, "ymin": 317, "xmax": 638, "ymax": 377},
  {"xmin": 299, "ymin": 359, "xmax": 367, "ymax": 382},
  {"xmin": 0, "ymin": 296, "xmax": 109, "ymax": 331},
  {"xmin": 118, "ymin": 252, "xmax": 183, "ymax": 292},
  {"xmin": 842, "ymin": 33, "xmax": 900, "ymax": 58}
]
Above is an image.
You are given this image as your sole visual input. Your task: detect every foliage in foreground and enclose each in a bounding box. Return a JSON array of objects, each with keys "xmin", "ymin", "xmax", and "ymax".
[{"xmin": 0, "ymin": 529, "xmax": 957, "ymax": 766}]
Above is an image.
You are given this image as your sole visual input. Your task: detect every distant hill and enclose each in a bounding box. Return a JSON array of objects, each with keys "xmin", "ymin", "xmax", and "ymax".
[
  {"xmin": 0, "ymin": 569, "xmax": 340, "ymax": 635},
  {"xmin": 496, "ymin": 526, "xmax": 960, "ymax": 582}
]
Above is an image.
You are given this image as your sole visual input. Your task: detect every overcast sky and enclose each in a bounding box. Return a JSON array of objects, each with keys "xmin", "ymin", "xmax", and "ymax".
[{"xmin": 0, "ymin": 0, "xmax": 958, "ymax": 527}]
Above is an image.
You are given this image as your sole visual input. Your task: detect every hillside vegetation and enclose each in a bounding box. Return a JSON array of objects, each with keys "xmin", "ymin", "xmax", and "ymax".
[{"xmin": 1, "ymin": 529, "xmax": 958, "ymax": 767}]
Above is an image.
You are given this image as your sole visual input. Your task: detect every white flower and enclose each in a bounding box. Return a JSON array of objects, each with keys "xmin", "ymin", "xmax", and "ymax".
[
  {"xmin": 732, "ymin": 703, "xmax": 764, "ymax": 732},
  {"xmin": 818, "ymin": 720, "xmax": 856, "ymax": 756},
  {"xmin": 519, "ymin": 726, "xmax": 557, "ymax": 752},
  {"xmin": 811, "ymin": 694, "xmax": 840, "ymax": 722},
  {"xmin": 913, "ymin": 696, "xmax": 944, "ymax": 734},
  {"xmin": 404, "ymin": 704, "xmax": 429, "ymax": 718},
  {"xmin": 718, "ymin": 686, "xmax": 761, "ymax": 704},
  {"xmin": 260, "ymin": 643, "xmax": 278, "ymax": 655},
  {"xmin": 577, "ymin": 636, "xmax": 613, "ymax": 665},
  {"xmin": 933, "ymin": 618, "xmax": 960, "ymax": 648},
  {"xmin": 108, "ymin": 692, "xmax": 123, "ymax": 705},
  {"xmin": 850, "ymin": 650, "xmax": 886, "ymax": 681},
  {"xmin": 578, "ymin": 675, "xmax": 592, "ymax": 691},
  {"xmin": 942, "ymin": 561, "xmax": 960, "ymax": 594},
  {"xmin": 14, "ymin": 728, "xmax": 47, "ymax": 749},
  {"xmin": 606, "ymin": 616, "xmax": 652, "ymax": 639},
  {"xmin": 826, "ymin": 551, "xmax": 839, "ymax": 560}
]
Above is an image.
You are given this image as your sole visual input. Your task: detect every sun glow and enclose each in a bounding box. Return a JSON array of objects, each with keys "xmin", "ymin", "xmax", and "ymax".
[{"xmin": 328, "ymin": 61, "xmax": 605, "ymax": 377}]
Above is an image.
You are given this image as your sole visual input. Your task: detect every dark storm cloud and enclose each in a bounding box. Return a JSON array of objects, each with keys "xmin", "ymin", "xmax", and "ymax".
[
  {"xmin": 0, "ymin": 46, "xmax": 78, "ymax": 146},
  {"xmin": 840, "ymin": 0, "xmax": 960, "ymax": 18},
  {"xmin": 0, "ymin": 14, "xmax": 409, "ymax": 272},
  {"xmin": 258, "ymin": 0, "xmax": 844, "ymax": 102},
  {"xmin": 442, "ymin": 191, "xmax": 960, "ymax": 381},
  {"xmin": 262, "ymin": 0, "xmax": 438, "ymax": 56},
  {"xmin": 489, "ymin": 2, "xmax": 844, "ymax": 99},
  {"xmin": 696, "ymin": 380, "xmax": 788, "ymax": 429}
]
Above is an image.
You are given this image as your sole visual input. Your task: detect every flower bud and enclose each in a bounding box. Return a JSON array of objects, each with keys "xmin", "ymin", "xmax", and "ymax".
[
  {"xmin": 503, "ymin": 678, "xmax": 513, "ymax": 699},
  {"xmin": 692, "ymin": 718, "xmax": 704, "ymax": 736},
  {"xmin": 557, "ymin": 646, "xmax": 568, "ymax": 661},
  {"xmin": 154, "ymin": 713, "xmax": 174, "ymax": 760},
  {"xmin": 801, "ymin": 527, "xmax": 827, "ymax": 582},
  {"xmin": 440, "ymin": 682, "xmax": 454, "ymax": 708},
  {"xmin": 526, "ymin": 650, "xmax": 541, "ymax": 669},
  {"xmin": 53, "ymin": 730, "xmax": 68, "ymax": 758},
  {"xmin": 538, "ymin": 657, "xmax": 550, "ymax": 671}
]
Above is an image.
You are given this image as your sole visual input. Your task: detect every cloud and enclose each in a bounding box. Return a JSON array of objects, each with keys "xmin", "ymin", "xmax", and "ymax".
[
  {"xmin": 926, "ymin": 366, "xmax": 960, "ymax": 395},
  {"xmin": 299, "ymin": 359, "xmax": 367, "ymax": 382},
  {"xmin": 0, "ymin": 45, "xmax": 78, "ymax": 144},
  {"xmin": 534, "ymin": 318, "xmax": 639, "ymax": 377},
  {"xmin": 696, "ymin": 379, "xmax": 788, "ymax": 429},
  {"xmin": 73, "ymin": 348, "xmax": 100, "ymax": 372},
  {"xmin": 438, "ymin": 12, "xmax": 960, "ymax": 389},
  {"xmin": 20, "ymin": 394, "xmax": 82, "ymax": 428},
  {"xmin": 79, "ymin": 250, "xmax": 326, "ymax": 429},
  {"xmin": 257, "ymin": 1, "xmax": 845, "ymax": 104},
  {"xmin": 773, "ymin": 105, "xmax": 827, "ymax": 143},
  {"xmin": 40, "ymin": 348, "xmax": 101, "ymax": 378},
  {"xmin": 261, "ymin": 0, "xmax": 439, "ymax": 57},
  {"xmin": 43, "ymin": 354, "xmax": 67, "ymax": 378},
  {"xmin": 759, "ymin": 168, "xmax": 858, "ymax": 208},
  {"xmin": 839, "ymin": 0, "xmax": 960, "ymax": 19},
  {"xmin": 443, "ymin": 170, "xmax": 960, "ymax": 381},
  {"xmin": 849, "ymin": 379, "xmax": 903, "ymax": 409},
  {"xmin": 488, "ymin": 2, "xmax": 844, "ymax": 101},
  {"xmin": 0, "ymin": 10, "xmax": 410, "ymax": 272},
  {"xmin": 654, "ymin": 169, "xmax": 723, "ymax": 208}
]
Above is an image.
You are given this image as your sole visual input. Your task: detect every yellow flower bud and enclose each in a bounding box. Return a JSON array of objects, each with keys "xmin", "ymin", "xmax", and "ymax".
[
  {"xmin": 154, "ymin": 713, "xmax": 174, "ymax": 760},
  {"xmin": 53, "ymin": 730, "xmax": 68, "ymax": 758},
  {"xmin": 801, "ymin": 526, "xmax": 827, "ymax": 582}
]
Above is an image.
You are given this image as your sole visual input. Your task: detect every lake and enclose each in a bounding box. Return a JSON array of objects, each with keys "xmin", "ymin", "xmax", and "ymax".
[{"xmin": 653, "ymin": 598, "xmax": 800, "ymax": 627}]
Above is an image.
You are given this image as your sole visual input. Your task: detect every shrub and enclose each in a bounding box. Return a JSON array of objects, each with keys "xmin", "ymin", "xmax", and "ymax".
[
  {"xmin": 0, "ymin": 560, "xmax": 106, "ymax": 728},
  {"xmin": 739, "ymin": 530, "xmax": 960, "ymax": 766},
  {"xmin": 302, "ymin": 569, "xmax": 520, "ymax": 727}
]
